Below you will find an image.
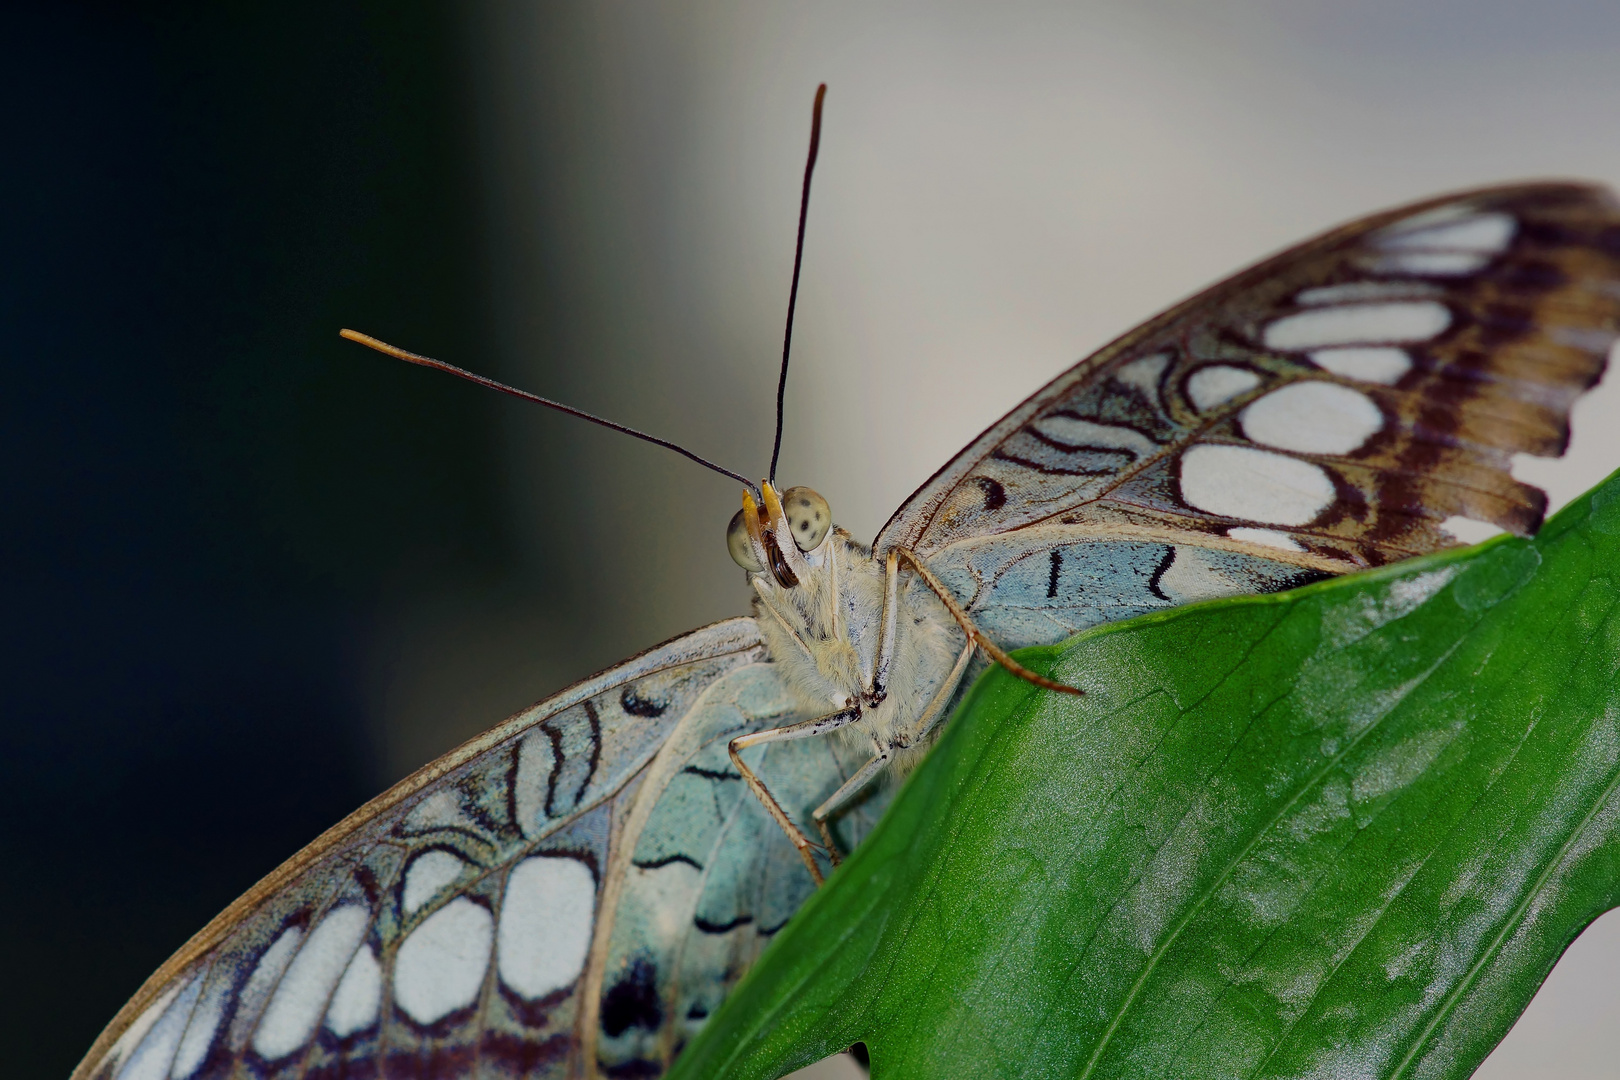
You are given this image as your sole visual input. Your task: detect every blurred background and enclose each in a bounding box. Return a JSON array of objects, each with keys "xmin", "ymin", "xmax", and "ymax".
[{"xmin": 8, "ymin": 2, "xmax": 1620, "ymax": 1077}]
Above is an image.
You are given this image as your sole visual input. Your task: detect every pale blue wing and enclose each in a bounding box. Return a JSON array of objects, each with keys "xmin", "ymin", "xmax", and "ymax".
[
  {"xmin": 877, "ymin": 183, "xmax": 1620, "ymax": 649},
  {"xmin": 70, "ymin": 618, "xmax": 884, "ymax": 1080}
]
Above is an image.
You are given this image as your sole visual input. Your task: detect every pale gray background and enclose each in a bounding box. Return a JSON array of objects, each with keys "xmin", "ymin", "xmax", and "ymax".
[{"xmin": 365, "ymin": 3, "xmax": 1620, "ymax": 1076}]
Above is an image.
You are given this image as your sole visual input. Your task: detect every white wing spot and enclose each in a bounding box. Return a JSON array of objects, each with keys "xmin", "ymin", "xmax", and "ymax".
[
  {"xmin": 1263, "ymin": 301, "xmax": 1451, "ymax": 351},
  {"xmin": 1440, "ymin": 516, "xmax": 1506, "ymax": 544},
  {"xmin": 1180, "ymin": 445, "xmax": 1336, "ymax": 526},
  {"xmin": 115, "ymin": 974, "xmax": 201, "ymax": 1080},
  {"xmin": 1030, "ymin": 414, "xmax": 1157, "ymax": 457},
  {"xmin": 1308, "ymin": 346, "xmax": 1412, "ymax": 385},
  {"xmin": 1154, "ymin": 547, "xmax": 1248, "ymax": 603},
  {"xmin": 106, "ymin": 981, "xmax": 184, "ymax": 1074},
  {"xmin": 404, "ymin": 849, "xmax": 468, "ymax": 916},
  {"xmin": 1187, "ymin": 365, "xmax": 1262, "ymax": 411},
  {"xmin": 326, "ymin": 943, "xmax": 383, "ymax": 1037},
  {"xmin": 404, "ymin": 789, "xmax": 477, "ymax": 833},
  {"xmin": 254, "ymin": 904, "xmax": 370, "ymax": 1059},
  {"xmin": 515, "ymin": 728, "xmax": 556, "ymax": 841},
  {"xmin": 1296, "ymin": 281, "xmax": 1441, "ymax": 306},
  {"xmin": 1375, "ymin": 211, "xmax": 1516, "ymax": 253},
  {"xmin": 1227, "ymin": 527, "xmax": 1306, "ymax": 552},
  {"xmin": 227, "ymin": 926, "xmax": 304, "ymax": 1050},
  {"xmin": 1113, "ymin": 351, "xmax": 1171, "ymax": 400},
  {"xmin": 1368, "ymin": 250, "xmax": 1491, "ymax": 276},
  {"xmin": 1373, "ymin": 202, "xmax": 1478, "ymax": 232},
  {"xmin": 497, "ymin": 856, "xmax": 597, "ymax": 999},
  {"xmin": 393, "ymin": 896, "xmax": 494, "ymax": 1025},
  {"xmin": 171, "ymin": 974, "xmax": 229, "ymax": 1079},
  {"xmin": 1241, "ymin": 382, "xmax": 1384, "ymax": 455}
]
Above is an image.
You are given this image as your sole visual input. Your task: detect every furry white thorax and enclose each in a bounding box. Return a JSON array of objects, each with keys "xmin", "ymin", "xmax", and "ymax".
[{"xmin": 748, "ymin": 527, "xmax": 964, "ymax": 769}]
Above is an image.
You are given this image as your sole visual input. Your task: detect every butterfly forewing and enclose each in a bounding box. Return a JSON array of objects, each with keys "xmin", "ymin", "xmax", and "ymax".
[
  {"xmin": 72, "ymin": 618, "xmax": 888, "ymax": 1080},
  {"xmin": 881, "ymin": 183, "xmax": 1620, "ymax": 565},
  {"xmin": 876, "ymin": 183, "xmax": 1620, "ymax": 651}
]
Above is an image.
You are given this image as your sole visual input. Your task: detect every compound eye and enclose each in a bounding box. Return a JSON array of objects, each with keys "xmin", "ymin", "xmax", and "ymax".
[
  {"xmin": 726, "ymin": 509, "xmax": 764, "ymax": 572},
  {"xmin": 780, "ymin": 486, "xmax": 831, "ymax": 551}
]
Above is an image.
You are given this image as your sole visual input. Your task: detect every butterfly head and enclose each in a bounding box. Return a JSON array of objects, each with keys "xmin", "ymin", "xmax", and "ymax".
[{"xmin": 727, "ymin": 481, "xmax": 832, "ymax": 587}]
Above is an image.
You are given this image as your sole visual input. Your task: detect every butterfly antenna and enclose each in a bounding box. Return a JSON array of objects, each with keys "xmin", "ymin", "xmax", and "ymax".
[
  {"xmin": 768, "ymin": 83, "xmax": 827, "ymax": 484},
  {"xmin": 340, "ymin": 329, "xmax": 758, "ymax": 493}
]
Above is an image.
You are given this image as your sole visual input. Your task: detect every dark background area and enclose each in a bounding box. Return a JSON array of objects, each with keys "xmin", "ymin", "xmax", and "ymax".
[{"xmin": 2, "ymin": 6, "xmax": 504, "ymax": 1073}]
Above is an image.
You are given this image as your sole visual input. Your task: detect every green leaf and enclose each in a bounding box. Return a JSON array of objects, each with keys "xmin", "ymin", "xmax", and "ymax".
[{"xmin": 670, "ymin": 470, "xmax": 1620, "ymax": 1080}]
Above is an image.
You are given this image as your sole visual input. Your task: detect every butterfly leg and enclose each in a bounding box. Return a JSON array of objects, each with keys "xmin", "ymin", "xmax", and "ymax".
[
  {"xmin": 810, "ymin": 747, "xmax": 891, "ymax": 862},
  {"xmin": 729, "ymin": 704, "xmax": 865, "ymax": 884},
  {"xmin": 900, "ymin": 637, "xmax": 978, "ymax": 745},
  {"xmin": 893, "ymin": 547, "xmax": 1082, "ymax": 697},
  {"xmin": 864, "ymin": 550, "xmax": 900, "ymax": 705},
  {"xmin": 735, "ymin": 557, "xmax": 900, "ymax": 878},
  {"xmin": 811, "ymin": 638, "xmax": 976, "ymax": 859}
]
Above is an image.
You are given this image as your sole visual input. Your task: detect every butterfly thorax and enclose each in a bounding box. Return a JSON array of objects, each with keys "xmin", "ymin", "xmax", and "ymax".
[{"xmin": 749, "ymin": 525, "xmax": 963, "ymax": 761}]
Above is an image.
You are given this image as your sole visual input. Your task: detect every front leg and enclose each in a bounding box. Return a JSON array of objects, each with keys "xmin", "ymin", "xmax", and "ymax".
[
  {"xmin": 729, "ymin": 704, "xmax": 864, "ymax": 884},
  {"xmin": 863, "ymin": 550, "xmax": 900, "ymax": 706},
  {"xmin": 810, "ymin": 747, "xmax": 891, "ymax": 861},
  {"xmin": 754, "ymin": 550, "xmax": 897, "ymax": 710},
  {"xmin": 894, "ymin": 547, "xmax": 1083, "ymax": 697},
  {"xmin": 813, "ymin": 638, "xmax": 976, "ymax": 860}
]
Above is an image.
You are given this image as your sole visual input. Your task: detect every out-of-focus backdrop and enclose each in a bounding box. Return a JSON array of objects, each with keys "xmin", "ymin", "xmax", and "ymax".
[{"xmin": 9, "ymin": 3, "xmax": 1620, "ymax": 1077}]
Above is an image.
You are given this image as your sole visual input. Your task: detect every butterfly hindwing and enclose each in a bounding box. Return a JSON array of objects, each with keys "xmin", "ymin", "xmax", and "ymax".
[
  {"xmin": 72, "ymin": 618, "xmax": 888, "ymax": 1080},
  {"xmin": 594, "ymin": 670, "xmax": 881, "ymax": 1073},
  {"xmin": 880, "ymin": 184, "xmax": 1620, "ymax": 628}
]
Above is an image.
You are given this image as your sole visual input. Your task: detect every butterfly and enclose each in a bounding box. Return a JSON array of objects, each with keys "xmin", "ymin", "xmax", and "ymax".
[{"xmin": 72, "ymin": 87, "xmax": 1620, "ymax": 1080}]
